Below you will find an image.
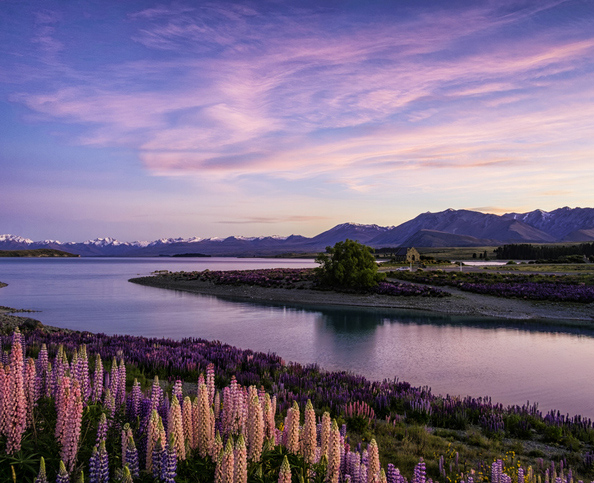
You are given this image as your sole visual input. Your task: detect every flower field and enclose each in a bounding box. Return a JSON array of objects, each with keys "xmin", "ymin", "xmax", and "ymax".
[
  {"xmin": 389, "ymin": 271, "xmax": 594, "ymax": 303},
  {"xmin": 2, "ymin": 327, "xmax": 594, "ymax": 482},
  {"xmin": 151, "ymin": 269, "xmax": 451, "ymax": 297}
]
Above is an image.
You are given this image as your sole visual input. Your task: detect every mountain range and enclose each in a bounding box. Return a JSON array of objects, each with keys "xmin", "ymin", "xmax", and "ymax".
[{"xmin": 2, "ymin": 207, "xmax": 594, "ymax": 257}]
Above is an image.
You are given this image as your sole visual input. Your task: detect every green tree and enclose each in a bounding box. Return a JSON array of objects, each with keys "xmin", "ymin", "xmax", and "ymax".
[{"xmin": 315, "ymin": 239, "xmax": 385, "ymax": 290}]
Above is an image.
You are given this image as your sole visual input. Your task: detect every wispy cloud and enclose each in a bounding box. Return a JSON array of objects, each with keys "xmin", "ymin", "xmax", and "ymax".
[{"xmin": 3, "ymin": 0, "xmax": 594, "ymax": 238}]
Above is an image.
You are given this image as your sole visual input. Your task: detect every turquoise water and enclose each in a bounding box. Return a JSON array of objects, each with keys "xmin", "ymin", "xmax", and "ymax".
[{"xmin": 1, "ymin": 257, "xmax": 593, "ymax": 418}]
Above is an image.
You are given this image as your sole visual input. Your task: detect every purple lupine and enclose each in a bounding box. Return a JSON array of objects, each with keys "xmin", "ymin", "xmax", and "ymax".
[
  {"xmin": 117, "ymin": 358, "xmax": 126, "ymax": 407},
  {"xmin": 89, "ymin": 439, "xmax": 109, "ymax": 483},
  {"xmin": 128, "ymin": 378, "xmax": 142, "ymax": 420},
  {"xmin": 74, "ymin": 345, "xmax": 91, "ymax": 403},
  {"xmin": 96, "ymin": 412, "xmax": 108, "ymax": 443},
  {"xmin": 412, "ymin": 459, "xmax": 426, "ymax": 483},
  {"xmin": 172, "ymin": 379, "xmax": 183, "ymax": 405},
  {"xmin": 125, "ymin": 435, "xmax": 140, "ymax": 478},
  {"xmin": 36, "ymin": 343, "xmax": 49, "ymax": 398},
  {"xmin": 162, "ymin": 435, "xmax": 178, "ymax": 483},
  {"xmin": 55, "ymin": 460, "xmax": 70, "ymax": 483},
  {"xmin": 152, "ymin": 438, "xmax": 166, "ymax": 481},
  {"xmin": 33, "ymin": 456, "xmax": 49, "ymax": 483},
  {"xmin": 91, "ymin": 353, "xmax": 103, "ymax": 403}
]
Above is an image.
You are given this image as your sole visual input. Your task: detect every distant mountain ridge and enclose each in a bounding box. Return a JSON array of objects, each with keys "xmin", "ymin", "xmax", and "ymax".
[{"xmin": 2, "ymin": 207, "xmax": 594, "ymax": 256}]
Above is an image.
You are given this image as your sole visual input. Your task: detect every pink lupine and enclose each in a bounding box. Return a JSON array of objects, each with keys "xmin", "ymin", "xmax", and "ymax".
[
  {"xmin": 55, "ymin": 376, "xmax": 72, "ymax": 447},
  {"xmin": 182, "ymin": 396, "xmax": 194, "ymax": 450},
  {"xmin": 146, "ymin": 409, "xmax": 161, "ymax": 471},
  {"xmin": 52, "ymin": 345, "xmax": 69, "ymax": 398},
  {"xmin": 285, "ymin": 401, "xmax": 300, "ymax": 454},
  {"xmin": 25, "ymin": 357, "xmax": 37, "ymax": 425},
  {"xmin": 327, "ymin": 419, "xmax": 341, "ymax": 483},
  {"xmin": 215, "ymin": 445, "xmax": 224, "ymax": 483},
  {"xmin": 167, "ymin": 395, "xmax": 186, "ymax": 460},
  {"xmin": 150, "ymin": 375, "xmax": 163, "ymax": 411},
  {"xmin": 0, "ymin": 363, "xmax": 6, "ymax": 436},
  {"xmin": 214, "ymin": 390, "xmax": 221, "ymax": 419},
  {"xmin": 234, "ymin": 433, "xmax": 248, "ymax": 483},
  {"xmin": 211, "ymin": 430, "xmax": 223, "ymax": 461},
  {"xmin": 91, "ymin": 353, "xmax": 103, "ymax": 403},
  {"xmin": 5, "ymin": 329, "xmax": 27, "ymax": 454},
  {"xmin": 302, "ymin": 399, "xmax": 317, "ymax": 465},
  {"xmin": 196, "ymin": 383, "xmax": 212, "ymax": 458},
  {"xmin": 320, "ymin": 411, "xmax": 331, "ymax": 460},
  {"xmin": 367, "ymin": 439, "xmax": 380, "ymax": 483},
  {"xmin": 378, "ymin": 469, "xmax": 388, "ymax": 483},
  {"xmin": 247, "ymin": 387, "xmax": 264, "ymax": 462},
  {"xmin": 61, "ymin": 378, "xmax": 83, "ymax": 472},
  {"xmin": 122, "ymin": 423, "xmax": 133, "ymax": 465},
  {"xmin": 206, "ymin": 363, "xmax": 215, "ymax": 406},
  {"xmin": 278, "ymin": 455, "xmax": 292, "ymax": 483},
  {"xmin": 222, "ymin": 438, "xmax": 235, "ymax": 483}
]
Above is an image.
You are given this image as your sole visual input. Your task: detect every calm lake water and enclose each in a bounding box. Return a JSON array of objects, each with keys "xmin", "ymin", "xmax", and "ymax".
[{"xmin": 1, "ymin": 257, "xmax": 593, "ymax": 418}]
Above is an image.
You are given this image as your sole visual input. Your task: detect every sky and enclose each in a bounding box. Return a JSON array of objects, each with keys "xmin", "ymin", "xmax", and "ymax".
[{"xmin": 1, "ymin": 0, "xmax": 594, "ymax": 242}]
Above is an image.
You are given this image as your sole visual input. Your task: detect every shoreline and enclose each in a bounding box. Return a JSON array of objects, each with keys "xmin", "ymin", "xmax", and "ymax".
[{"xmin": 130, "ymin": 276, "xmax": 594, "ymax": 328}]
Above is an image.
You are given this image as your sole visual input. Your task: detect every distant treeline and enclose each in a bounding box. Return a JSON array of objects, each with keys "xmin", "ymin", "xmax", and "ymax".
[
  {"xmin": 495, "ymin": 243, "xmax": 594, "ymax": 260},
  {"xmin": 0, "ymin": 248, "xmax": 79, "ymax": 257}
]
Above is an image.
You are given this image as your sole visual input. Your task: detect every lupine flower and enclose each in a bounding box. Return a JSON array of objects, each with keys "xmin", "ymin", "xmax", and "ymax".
[
  {"xmin": 34, "ymin": 456, "xmax": 49, "ymax": 483},
  {"xmin": 121, "ymin": 466, "xmax": 133, "ymax": 483},
  {"xmin": 172, "ymin": 379, "xmax": 183, "ymax": 405},
  {"xmin": 182, "ymin": 395, "xmax": 194, "ymax": 450},
  {"xmin": 211, "ymin": 430, "xmax": 223, "ymax": 461},
  {"xmin": 285, "ymin": 401, "xmax": 300, "ymax": 454},
  {"xmin": 221, "ymin": 437, "xmax": 235, "ymax": 483},
  {"xmin": 62, "ymin": 378, "xmax": 83, "ymax": 472},
  {"xmin": 92, "ymin": 439, "xmax": 109, "ymax": 483},
  {"xmin": 247, "ymin": 387, "xmax": 264, "ymax": 462},
  {"xmin": 320, "ymin": 411, "xmax": 331, "ymax": 460},
  {"xmin": 263, "ymin": 393, "xmax": 276, "ymax": 441},
  {"xmin": 96, "ymin": 413, "xmax": 108, "ymax": 443},
  {"xmin": 5, "ymin": 329, "xmax": 27, "ymax": 454},
  {"xmin": 91, "ymin": 354, "xmax": 103, "ymax": 403},
  {"xmin": 162, "ymin": 435, "xmax": 178, "ymax": 483},
  {"xmin": 367, "ymin": 439, "xmax": 380, "ymax": 483},
  {"xmin": 103, "ymin": 387, "xmax": 116, "ymax": 422},
  {"xmin": 36, "ymin": 343, "xmax": 49, "ymax": 397},
  {"xmin": 74, "ymin": 345, "xmax": 90, "ymax": 403},
  {"xmin": 412, "ymin": 458, "xmax": 426, "ymax": 483},
  {"xmin": 125, "ymin": 435, "xmax": 140, "ymax": 478},
  {"xmin": 215, "ymin": 446, "xmax": 225, "ymax": 483},
  {"xmin": 278, "ymin": 455, "xmax": 292, "ymax": 483},
  {"xmin": 116, "ymin": 359, "xmax": 126, "ymax": 408},
  {"xmin": 25, "ymin": 357, "xmax": 37, "ymax": 425},
  {"xmin": 196, "ymin": 383, "xmax": 211, "ymax": 458},
  {"xmin": 128, "ymin": 378, "xmax": 142, "ymax": 420},
  {"xmin": 207, "ymin": 363, "xmax": 216, "ymax": 406},
  {"xmin": 234, "ymin": 433, "xmax": 248, "ymax": 483},
  {"xmin": 0, "ymin": 363, "xmax": 6, "ymax": 436},
  {"xmin": 214, "ymin": 390, "xmax": 221, "ymax": 419},
  {"xmin": 146, "ymin": 409, "xmax": 161, "ymax": 471},
  {"xmin": 121, "ymin": 423, "xmax": 133, "ymax": 465},
  {"xmin": 56, "ymin": 460, "xmax": 70, "ymax": 483},
  {"xmin": 152, "ymin": 438, "xmax": 166, "ymax": 481},
  {"xmin": 167, "ymin": 394, "xmax": 186, "ymax": 460},
  {"xmin": 302, "ymin": 399, "xmax": 317, "ymax": 465},
  {"xmin": 55, "ymin": 376, "xmax": 72, "ymax": 451},
  {"xmin": 327, "ymin": 419, "xmax": 341, "ymax": 483}
]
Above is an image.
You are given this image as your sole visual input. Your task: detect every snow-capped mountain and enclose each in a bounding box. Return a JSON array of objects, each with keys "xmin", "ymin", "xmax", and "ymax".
[{"xmin": 2, "ymin": 208, "xmax": 594, "ymax": 256}]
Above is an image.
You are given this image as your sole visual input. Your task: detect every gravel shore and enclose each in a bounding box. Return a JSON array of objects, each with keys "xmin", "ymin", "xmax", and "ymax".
[{"xmin": 129, "ymin": 276, "xmax": 594, "ymax": 327}]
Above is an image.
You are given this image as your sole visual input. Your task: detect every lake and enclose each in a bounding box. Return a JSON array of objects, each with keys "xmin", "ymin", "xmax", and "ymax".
[{"xmin": 1, "ymin": 257, "xmax": 593, "ymax": 418}]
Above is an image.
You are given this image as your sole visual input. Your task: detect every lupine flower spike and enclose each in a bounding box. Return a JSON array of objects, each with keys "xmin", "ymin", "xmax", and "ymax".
[
  {"xmin": 279, "ymin": 455, "xmax": 292, "ymax": 483},
  {"xmin": 33, "ymin": 457, "xmax": 48, "ymax": 483}
]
